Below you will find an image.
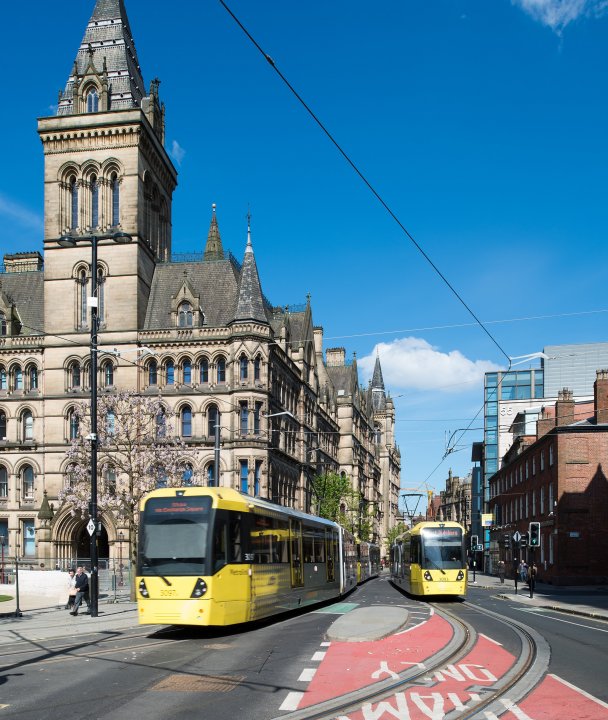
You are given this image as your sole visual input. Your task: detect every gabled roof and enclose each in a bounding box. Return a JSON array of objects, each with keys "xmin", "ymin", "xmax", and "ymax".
[
  {"xmin": 58, "ymin": 0, "xmax": 146, "ymax": 115},
  {"xmin": 0, "ymin": 272, "xmax": 44, "ymax": 336}
]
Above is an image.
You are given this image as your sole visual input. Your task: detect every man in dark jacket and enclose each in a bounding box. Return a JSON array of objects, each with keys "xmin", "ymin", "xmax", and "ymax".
[{"xmin": 70, "ymin": 566, "xmax": 90, "ymax": 616}]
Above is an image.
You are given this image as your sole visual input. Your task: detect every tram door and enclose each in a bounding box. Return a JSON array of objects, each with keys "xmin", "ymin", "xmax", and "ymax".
[
  {"xmin": 326, "ymin": 529, "xmax": 337, "ymax": 582},
  {"xmin": 289, "ymin": 519, "xmax": 304, "ymax": 587}
]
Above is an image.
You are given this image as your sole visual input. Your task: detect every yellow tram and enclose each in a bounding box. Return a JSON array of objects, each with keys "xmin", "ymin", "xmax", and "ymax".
[
  {"xmin": 390, "ymin": 521, "xmax": 467, "ymax": 597},
  {"xmin": 137, "ymin": 487, "xmax": 358, "ymax": 627}
]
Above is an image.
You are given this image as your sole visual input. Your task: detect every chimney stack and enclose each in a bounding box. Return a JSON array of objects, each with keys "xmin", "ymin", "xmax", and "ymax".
[
  {"xmin": 556, "ymin": 388, "xmax": 575, "ymax": 427},
  {"xmin": 594, "ymin": 370, "xmax": 608, "ymax": 424}
]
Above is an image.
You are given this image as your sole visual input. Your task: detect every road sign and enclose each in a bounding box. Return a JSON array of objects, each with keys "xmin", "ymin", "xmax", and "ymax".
[
  {"xmin": 475, "ymin": 544, "xmax": 483, "ymax": 551},
  {"xmin": 87, "ymin": 519, "xmax": 96, "ymax": 536},
  {"xmin": 513, "ymin": 531, "xmax": 522, "ymax": 543}
]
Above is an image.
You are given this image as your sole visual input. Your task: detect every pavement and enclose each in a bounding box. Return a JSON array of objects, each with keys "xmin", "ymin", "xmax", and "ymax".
[{"xmin": 0, "ymin": 573, "xmax": 606, "ymax": 649}]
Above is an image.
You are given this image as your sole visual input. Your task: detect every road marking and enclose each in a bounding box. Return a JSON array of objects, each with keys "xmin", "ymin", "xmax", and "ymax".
[
  {"xmin": 311, "ymin": 651, "xmax": 326, "ymax": 662},
  {"xmin": 298, "ymin": 668, "xmax": 316, "ymax": 682},
  {"xmin": 279, "ymin": 691, "xmax": 303, "ymax": 711},
  {"xmin": 479, "ymin": 633, "xmax": 502, "ymax": 646},
  {"xmin": 549, "ymin": 674, "xmax": 608, "ymax": 709},
  {"xmin": 499, "ymin": 698, "xmax": 534, "ymax": 719},
  {"xmin": 516, "ymin": 609, "xmax": 608, "ymax": 632},
  {"xmin": 320, "ymin": 641, "xmax": 331, "ymax": 647}
]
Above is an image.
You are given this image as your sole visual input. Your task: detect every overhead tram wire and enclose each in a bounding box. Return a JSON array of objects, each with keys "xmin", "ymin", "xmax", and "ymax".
[{"xmin": 219, "ymin": 0, "xmax": 511, "ymax": 368}]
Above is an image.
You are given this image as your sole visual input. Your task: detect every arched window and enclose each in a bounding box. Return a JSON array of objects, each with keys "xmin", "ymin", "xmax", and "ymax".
[
  {"xmin": 216, "ymin": 357, "xmax": 226, "ymax": 384},
  {"xmin": 79, "ymin": 269, "xmax": 88, "ymax": 327},
  {"xmin": 240, "ymin": 355, "xmax": 248, "ymax": 381},
  {"xmin": 155, "ymin": 407, "xmax": 166, "ymax": 439},
  {"xmin": 181, "ymin": 405, "xmax": 192, "ymax": 437},
  {"xmin": 207, "ymin": 463, "xmax": 215, "ymax": 487},
  {"xmin": 240, "ymin": 402, "xmax": 249, "ymax": 435},
  {"xmin": 199, "ymin": 357, "xmax": 209, "ymax": 384},
  {"xmin": 165, "ymin": 360, "xmax": 175, "ymax": 385},
  {"xmin": 148, "ymin": 360, "xmax": 158, "ymax": 386},
  {"xmin": 0, "ymin": 312, "xmax": 6, "ymax": 336},
  {"xmin": 21, "ymin": 464, "xmax": 34, "ymax": 500},
  {"xmin": 207, "ymin": 404, "xmax": 219, "ymax": 437},
  {"xmin": 111, "ymin": 173, "xmax": 120, "ymax": 227},
  {"xmin": 104, "ymin": 466, "xmax": 117, "ymax": 495},
  {"xmin": 154, "ymin": 466, "xmax": 168, "ymax": 489},
  {"xmin": 91, "ymin": 175, "xmax": 99, "ymax": 228},
  {"xmin": 69, "ymin": 409, "xmax": 79, "ymax": 440},
  {"xmin": 178, "ymin": 302, "xmax": 193, "ymax": 328},
  {"xmin": 182, "ymin": 360, "xmax": 192, "ymax": 385},
  {"xmin": 182, "ymin": 463, "xmax": 194, "ymax": 486},
  {"xmin": 70, "ymin": 361, "xmax": 81, "ymax": 389},
  {"xmin": 13, "ymin": 365, "xmax": 23, "ymax": 391},
  {"xmin": 240, "ymin": 459, "xmax": 249, "ymax": 494},
  {"xmin": 86, "ymin": 88, "xmax": 99, "ymax": 113},
  {"xmin": 70, "ymin": 177, "xmax": 79, "ymax": 230},
  {"xmin": 0, "ymin": 465, "xmax": 7, "ymax": 499},
  {"xmin": 0, "ymin": 366, "xmax": 6, "ymax": 391},
  {"xmin": 102, "ymin": 361, "xmax": 114, "ymax": 388},
  {"xmin": 0, "ymin": 412, "xmax": 6, "ymax": 439},
  {"xmin": 106, "ymin": 410, "xmax": 116, "ymax": 435},
  {"xmin": 254, "ymin": 356, "xmax": 261, "ymax": 381},
  {"xmin": 27, "ymin": 365, "xmax": 38, "ymax": 391},
  {"xmin": 22, "ymin": 410, "xmax": 33, "ymax": 441}
]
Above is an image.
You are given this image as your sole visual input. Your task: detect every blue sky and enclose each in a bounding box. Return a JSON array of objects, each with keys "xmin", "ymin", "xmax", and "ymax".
[{"xmin": 1, "ymin": 1, "xmax": 607, "ymax": 501}]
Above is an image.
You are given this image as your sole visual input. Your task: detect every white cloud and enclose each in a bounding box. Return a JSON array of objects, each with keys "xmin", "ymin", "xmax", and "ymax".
[
  {"xmin": 358, "ymin": 337, "xmax": 501, "ymax": 393},
  {"xmin": 512, "ymin": 0, "xmax": 608, "ymax": 32},
  {"xmin": 0, "ymin": 193, "xmax": 43, "ymax": 232},
  {"xmin": 170, "ymin": 139, "xmax": 186, "ymax": 165}
]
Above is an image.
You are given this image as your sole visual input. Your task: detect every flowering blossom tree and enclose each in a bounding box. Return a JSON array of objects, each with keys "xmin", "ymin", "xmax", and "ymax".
[{"xmin": 59, "ymin": 391, "xmax": 200, "ymax": 594}]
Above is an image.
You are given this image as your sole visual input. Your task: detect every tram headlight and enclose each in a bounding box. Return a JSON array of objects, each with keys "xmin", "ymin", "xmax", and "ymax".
[
  {"xmin": 138, "ymin": 579, "xmax": 149, "ymax": 598},
  {"xmin": 424, "ymin": 571, "xmax": 432, "ymax": 581},
  {"xmin": 456, "ymin": 570, "xmax": 464, "ymax": 581},
  {"xmin": 190, "ymin": 578, "xmax": 208, "ymax": 598}
]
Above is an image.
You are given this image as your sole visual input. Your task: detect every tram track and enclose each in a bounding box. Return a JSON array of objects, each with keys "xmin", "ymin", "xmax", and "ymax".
[{"xmin": 273, "ymin": 598, "xmax": 549, "ymax": 720}]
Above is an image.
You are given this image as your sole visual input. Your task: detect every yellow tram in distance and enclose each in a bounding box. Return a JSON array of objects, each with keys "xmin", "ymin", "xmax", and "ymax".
[
  {"xmin": 137, "ymin": 487, "xmax": 358, "ymax": 627},
  {"xmin": 390, "ymin": 521, "xmax": 467, "ymax": 597}
]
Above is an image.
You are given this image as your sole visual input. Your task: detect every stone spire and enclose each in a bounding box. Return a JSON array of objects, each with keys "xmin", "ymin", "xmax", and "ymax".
[
  {"xmin": 371, "ymin": 352, "xmax": 387, "ymax": 411},
  {"xmin": 203, "ymin": 204, "xmax": 225, "ymax": 260},
  {"xmin": 233, "ymin": 214, "xmax": 267, "ymax": 324},
  {"xmin": 58, "ymin": 0, "xmax": 147, "ymax": 116}
]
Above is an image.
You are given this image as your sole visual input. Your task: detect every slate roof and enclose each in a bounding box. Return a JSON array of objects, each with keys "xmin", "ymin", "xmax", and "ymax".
[
  {"xmin": 0, "ymin": 272, "xmax": 44, "ymax": 336},
  {"xmin": 144, "ymin": 258, "xmax": 240, "ymax": 330},
  {"xmin": 371, "ymin": 355, "xmax": 387, "ymax": 412},
  {"xmin": 233, "ymin": 233, "xmax": 268, "ymax": 325},
  {"xmin": 58, "ymin": 0, "xmax": 146, "ymax": 115}
]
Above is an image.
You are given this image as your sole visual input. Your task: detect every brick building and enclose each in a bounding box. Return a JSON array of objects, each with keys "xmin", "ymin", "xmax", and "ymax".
[{"xmin": 488, "ymin": 371, "xmax": 608, "ymax": 585}]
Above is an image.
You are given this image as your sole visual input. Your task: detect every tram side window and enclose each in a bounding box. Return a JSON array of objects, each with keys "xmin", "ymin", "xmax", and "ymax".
[
  {"xmin": 212, "ymin": 510, "xmax": 243, "ymax": 572},
  {"xmin": 302, "ymin": 526, "xmax": 326, "ymax": 563},
  {"xmin": 410, "ymin": 537, "xmax": 421, "ymax": 565},
  {"xmin": 249, "ymin": 514, "xmax": 289, "ymax": 563}
]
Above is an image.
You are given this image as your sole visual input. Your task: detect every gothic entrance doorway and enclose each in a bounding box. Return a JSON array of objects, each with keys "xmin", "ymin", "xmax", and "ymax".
[{"xmin": 75, "ymin": 524, "xmax": 109, "ymax": 564}]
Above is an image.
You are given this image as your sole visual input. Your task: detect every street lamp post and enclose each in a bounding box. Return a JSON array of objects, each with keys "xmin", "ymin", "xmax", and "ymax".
[
  {"xmin": 0, "ymin": 534, "xmax": 4, "ymax": 585},
  {"xmin": 57, "ymin": 231, "xmax": 132, "ymax": 617},
  {"xmin": 118, "ymin": 531, "xmax": 124, "ymax": 587},
  {"xmin": 14, "ymin": 536, "xmax": 21, "ymax": 618}
]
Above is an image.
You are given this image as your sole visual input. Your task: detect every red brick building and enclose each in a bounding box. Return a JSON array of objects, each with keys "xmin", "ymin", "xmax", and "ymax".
[{"xmin": 489, "ymin": 370, "xmax": 608, "ymax": 585}]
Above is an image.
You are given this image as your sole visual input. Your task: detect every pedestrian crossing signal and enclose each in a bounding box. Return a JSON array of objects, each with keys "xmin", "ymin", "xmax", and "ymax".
[
  {"xmin": 529, "ymin": 521, "xmax": 540, "ymax": 547},
  {"xmin": 503, "ymin": 533, "xmax": 511, "ymax": 548},
  {"xmin": 471, "ymin": 535, "xmax": 478, "ymax": 548}
]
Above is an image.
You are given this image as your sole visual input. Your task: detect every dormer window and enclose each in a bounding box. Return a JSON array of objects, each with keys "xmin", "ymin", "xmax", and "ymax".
[
  {"xmin": 178, "ymin": 302, "xmax": 193, "ymax": 327},
  {"xmin": 86, "ymin": 88, "xmax": 99, "ymax": 113}
]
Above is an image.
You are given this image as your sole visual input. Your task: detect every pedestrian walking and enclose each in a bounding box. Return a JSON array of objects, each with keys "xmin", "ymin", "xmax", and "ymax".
[
  {"xmin": 65, "ymin": 568, "xmax": 77, "ymax": 610},
  {"xmin": 498, "ymin": 560, "xmax": 505, "ymax": 583},
  {"xmin": 70, "ymin": 566, "xmax": 90, "ymax": 616},
  {"xmin": 528, "ymin": 562, "xmax": 537, "ymax": 598}
]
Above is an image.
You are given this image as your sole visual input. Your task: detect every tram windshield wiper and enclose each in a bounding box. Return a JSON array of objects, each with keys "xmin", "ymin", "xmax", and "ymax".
[
  {"xmin": 142, "ymin": 554, "xmax": 172, "ymax": 586},
  {"xmin": 424, "ymin": 556, "xmax": 446, "ymax": 575}
]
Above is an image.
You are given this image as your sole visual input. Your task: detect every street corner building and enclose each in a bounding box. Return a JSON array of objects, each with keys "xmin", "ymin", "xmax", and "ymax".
[{"xmin": 0, "ymin": 0, "xmax": 401, "ymax": 569}]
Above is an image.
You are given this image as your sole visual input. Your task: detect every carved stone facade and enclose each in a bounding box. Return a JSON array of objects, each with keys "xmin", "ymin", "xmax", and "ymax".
[{"xmin": 0, "ymin": 0, "xmax": 401, "ymax": 566}]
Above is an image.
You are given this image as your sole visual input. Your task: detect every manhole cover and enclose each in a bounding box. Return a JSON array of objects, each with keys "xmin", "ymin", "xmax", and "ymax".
[{"xmin": 151, "ymin": 674, "xmax": 244, "ymax": 693}]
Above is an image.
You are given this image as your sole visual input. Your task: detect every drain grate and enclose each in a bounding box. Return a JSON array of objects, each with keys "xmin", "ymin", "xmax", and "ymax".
[{"xmin": 151, "ymin": 674, "xmax": 244, "ymax": 693}]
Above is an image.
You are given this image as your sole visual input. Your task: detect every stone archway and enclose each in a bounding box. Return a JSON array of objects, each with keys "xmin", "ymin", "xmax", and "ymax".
[
  {"xmin": 75, "ymin": 524, "xmax": 109, "ymax": 563},
  {"xmin": 52, "ymin": 507, "xmax": 113, "ymax": 568}
]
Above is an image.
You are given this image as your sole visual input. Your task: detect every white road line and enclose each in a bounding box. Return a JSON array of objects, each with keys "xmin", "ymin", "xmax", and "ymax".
[
  {"xmin": 549, "ymin": 674, "xmax": 608, "ymax": 709},
  {"xmin": 320, "ymin": 641, "xmax": 331, "ymax": 647},
  {"xmin": 279, "ymin": 692, "xmax": 304, "ymax": 711},
  {"xmin": 499, "ymin": 698, "xmax": 534, "ymax": 719},
  {"xmin": 479, "ymin": 633, "xmax": 503, "ymax": 646},
  {"xmin": 395, "ymin": 620, "xmax": 426, "ymax": 635},
  {"xmin": 515, "ymin": 609, "xmax": 608, "ymax": 632},
  {"xmin": 298, "ymin": 668, "xmax": 317, "ymax": 682},
  {"xmin": 311, "ymin": 651, "xmax": 326, "ymax": 662}
]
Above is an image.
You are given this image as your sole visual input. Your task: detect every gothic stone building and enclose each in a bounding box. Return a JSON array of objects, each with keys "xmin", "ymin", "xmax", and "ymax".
[{"xmin": 0, "ymin": 0, "xmax": 401, "ymax": 567}]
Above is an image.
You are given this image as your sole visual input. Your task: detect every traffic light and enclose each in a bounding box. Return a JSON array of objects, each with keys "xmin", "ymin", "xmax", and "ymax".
[
  {"xmin": 520, "ymin": 532, "xmax": 528, "ymax": 549},
  {"xmin": 471, "ymin": 535, "xmax": 478, "ymax": 548},
  {"xmin": 503, "ymin": 533, "xmax": 511, "ymax": 548},
  {"xmin": 529, "ymin": 522, "xmax": 540, "ymax": 547}
]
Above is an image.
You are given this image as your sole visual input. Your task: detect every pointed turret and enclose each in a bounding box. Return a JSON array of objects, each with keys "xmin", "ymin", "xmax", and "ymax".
[
  {"xmin": 371, "ymin": 353, "xmax": 387, "ymax": 411},
  {"xmin": 233, "ymin": 215, "xmax": 268, "ymax": 324},
  {"xmin": 58, "ymin": 0, "xmax": 154, "ymax": 122},
  {"xmin": 203, "ymin": 204, "xmax": 225, "ymax": 260}
]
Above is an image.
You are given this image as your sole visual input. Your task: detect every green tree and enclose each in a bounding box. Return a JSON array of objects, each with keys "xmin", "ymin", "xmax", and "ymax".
[
  {"xmin": 386, "ymin": 522, "xmax": 408, "ymax": 546},
  {"xmin": 311, "ymin": 472, "xmax": 371, "ymax": 541}
]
